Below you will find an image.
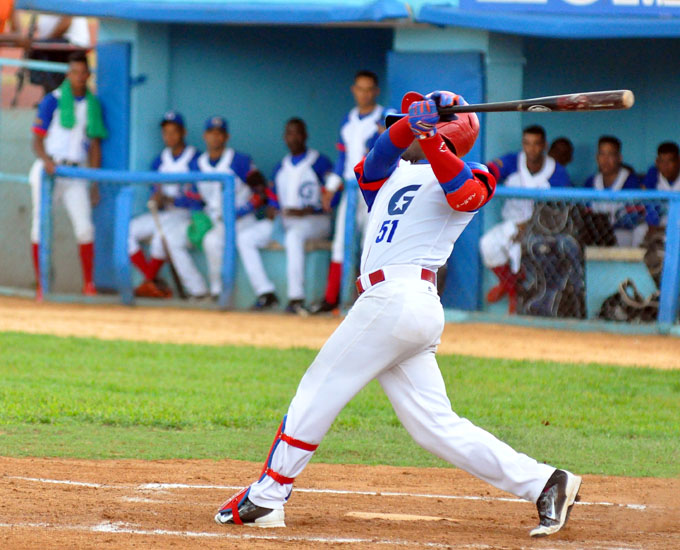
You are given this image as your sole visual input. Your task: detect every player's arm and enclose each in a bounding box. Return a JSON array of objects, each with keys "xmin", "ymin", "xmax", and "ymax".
[
  {"xmin": 409, "ymin": 93, "xmax": 495, "ymax": 212},
  {"xmin": 353, "ymin": 116, "xmax": 415, "ymax": 210},
  {"xmin": 486, "ymin": 153, "xmax": 517, "ymax": 183},
  {"xmin": 87, "ymin": 138, "xmax": 102, "ymax": 207},
  {"xmin": 32, "ymin": 94, "xmax": 58, "ymax": 174}
]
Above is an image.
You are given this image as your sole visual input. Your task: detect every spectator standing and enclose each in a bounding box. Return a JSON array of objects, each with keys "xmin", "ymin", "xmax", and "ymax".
[
  {"xmin": 584, "ymin": 136, "xmax": 644, "ymax": 247},
  {"xmin": 193, "ymin": 116, "xmax": 274, "ymax": 300},
  {"xmin": 310, "ymin": 70, "xmax": 384, "ymax": 314},
  {"xmin": 128, "ymin": 111, "xmax": 207, "ymax": 298},
  {"xmin": 271, "ymin": 118, "xmax": 333, "ymax": 314},
  {"xmin": 480, "ymin": 125, "xmax": 570, "ymax": 313},
  {"xmin": 29, "ymin": 52, "xmax": 107, "ymax": 300}
]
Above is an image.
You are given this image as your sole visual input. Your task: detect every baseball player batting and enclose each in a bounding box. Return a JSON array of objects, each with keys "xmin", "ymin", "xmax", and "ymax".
[{"xmin": 214, "ymin": 90, "xmax": 581, "ymax": 537}]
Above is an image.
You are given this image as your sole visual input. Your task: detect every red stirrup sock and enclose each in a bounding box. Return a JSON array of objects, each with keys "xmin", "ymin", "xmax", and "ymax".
[
  {"xmin": 130, "ymin": 250, "xmax": 149, "ymax": 278},
  {"xmin": 325, "ymin": 261, "xmax": 342, "ymax": 305},
  {"xmin": 79, "ymin": 243, "xmax": 95, "ymax": 286},
  {"xmin": 147, "ymin": 257, "xmax": 165, "ymax": 281},
  {"xmin": 31, "ymin": 243, "xmax": 40, "ymax": 282}
]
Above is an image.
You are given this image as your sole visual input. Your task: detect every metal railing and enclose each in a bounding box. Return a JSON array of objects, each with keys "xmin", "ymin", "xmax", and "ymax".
[{"xmin": 39, "ymin": 167, "xmax": 237, "ymax": 307}]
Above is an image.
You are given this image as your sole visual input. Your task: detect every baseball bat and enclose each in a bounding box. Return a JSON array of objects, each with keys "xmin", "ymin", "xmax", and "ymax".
[
  {"xmin": 147, "ymin": 200, "xmax": 187, "ymax": 300},
  {"xmin": 437, "ymin": 90, "xmax": 634, "ymax": 115}
]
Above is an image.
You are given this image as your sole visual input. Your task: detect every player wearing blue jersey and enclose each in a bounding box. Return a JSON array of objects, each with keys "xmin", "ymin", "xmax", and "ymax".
[
  {"xmin": 583, "ymin": 136, "xmax": 645, "ymax": 247},
  {"xmin": 270, "ymin": 118, "xmax": 333, "ymax": 313},
  {"xmin": 311, "ymin": 70, "xmax": 384, "ymax": 314},
  {"xmin": 214, "ymin": 91, "xmax": 581, "ymax": 539},
  {"xmin": 480, "ymin": 125, "xmax": 571, "ymax": 313},
  {"xmin": 193, "ymin": 116, "xmax": 275, "ymax": 299},
  {"xmin": 29, "ymin": 52, "xmax": 107, "ymax": 300},
  {"xmin": 128, "ymin": 111, "xmax": 206, "ymax": 298}
]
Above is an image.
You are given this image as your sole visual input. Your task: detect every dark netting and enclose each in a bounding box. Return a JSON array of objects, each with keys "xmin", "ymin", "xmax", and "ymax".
[{"xmin": 487, "ymin": 197, "xmax": 668, "ymax": 323}]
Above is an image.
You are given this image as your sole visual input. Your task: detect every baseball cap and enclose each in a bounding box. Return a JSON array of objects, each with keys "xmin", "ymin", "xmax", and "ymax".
[
  {"xmin": 161, "ymin": 110, "xmax": 185, "ymax": 128},
  {"xmin": 205, "ymin": 116, "xmax": 228, "ymax": 132}
]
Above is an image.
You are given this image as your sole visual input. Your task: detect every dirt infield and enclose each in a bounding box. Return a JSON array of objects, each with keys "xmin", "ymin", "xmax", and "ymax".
[
  {"xmin": 1, "ymin": 457, "xmax": 678, "ymax": 550},
  {"xmin": 0, "ymin": 296, "xmax": 678, "ymax": 368},
  {"xmin": 1, "ymin": 296, "xmax": 679, "ymax": 548}
]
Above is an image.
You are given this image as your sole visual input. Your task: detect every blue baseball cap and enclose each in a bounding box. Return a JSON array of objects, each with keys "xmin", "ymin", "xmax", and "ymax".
[
  {"xmin": 161, "ymin": 110, "xmax": 185, "ymax": 128},
  {"xmin": 205, "ymin": 116, "xmax": 228, "ymax": 132}
]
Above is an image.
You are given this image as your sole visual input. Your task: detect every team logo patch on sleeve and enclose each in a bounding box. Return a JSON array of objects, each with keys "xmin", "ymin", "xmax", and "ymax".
[{"xmin": 388, "ymin": 185, "xmax": 421, "ymax": 215}]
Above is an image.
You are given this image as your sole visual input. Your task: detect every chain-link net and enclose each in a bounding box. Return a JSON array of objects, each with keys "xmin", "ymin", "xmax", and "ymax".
[{"xmin": 483, "ymin": 196, "xmax": 669, "ymax": 323}]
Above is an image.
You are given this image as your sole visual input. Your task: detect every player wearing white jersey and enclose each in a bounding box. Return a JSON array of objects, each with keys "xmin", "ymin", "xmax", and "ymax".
[
  {"xmin": 270, "ymin": 118, "xmax": 334, "ymax": 313},
  {"xmin": 128, "ymin": 111, "xmax": 206, "ymax": 298},
  {"xmin": 311, "ymin": 70, "xmax": 384, "ymax": 313},
  {"xmin": 193, "ymin": 116, "xmax": 275, "ymax": 299},
  {"xmin": 643, "ymin": 142, "xmax": 680, "ymax": 229},
  {"xmin": 214, "ymin": 91, "xmax": 581, "ymax": 538},
  {"xmin": 30, "ymin": 52, "xmax": 107, "ymax": 300},
  {"xmin": 480, "ymin": 125, "xmax": 571, "ymax": 313}
]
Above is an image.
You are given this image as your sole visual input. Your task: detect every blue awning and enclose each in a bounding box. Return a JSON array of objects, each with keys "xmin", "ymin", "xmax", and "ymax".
[
  {"xmin": 418, "ymin": 5, "xmax": 680, "ymax": 39},
  {"xmin": 15, "ymin": 0, "xmax": 409, "ymax": 24}
]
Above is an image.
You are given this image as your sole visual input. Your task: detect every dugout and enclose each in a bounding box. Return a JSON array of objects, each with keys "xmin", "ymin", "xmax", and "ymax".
[{"xmin": 9, "ymin": 0, "xmax": 680, "ymax": 320}]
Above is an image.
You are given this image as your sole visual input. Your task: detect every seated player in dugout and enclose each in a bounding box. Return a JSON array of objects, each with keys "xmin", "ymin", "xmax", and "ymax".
[
  {"xmin": 30, "ymin": 51, "xmax": 107, "ymax": 300},
  {"xmin": 548, "ymin": 137, "xmax": 573, "ymax": 168},
  {"xmin": 214, "ymin": 90, "xmax": 582, "ymax": 539},
  {"xmin": 268, "ymin": 118, "xmax": 334, "ymax": 314},
  {"xmin": 128, "ymin": 111, "xmax": 206, "ymax": 299},
  {"xmin": 642, "ymin": 142, "xmax": 680, "ymax": 232},
  {"xmin": 479, "ymin": 125, "xmax": 571, "ymax": 314},
  {"xmin": 583, "ymin": 136, "xmax": 645, "ymax": 247},
  {"xmin": 191, "ymin": 116, "xmax": 276, "ymax": 301}
]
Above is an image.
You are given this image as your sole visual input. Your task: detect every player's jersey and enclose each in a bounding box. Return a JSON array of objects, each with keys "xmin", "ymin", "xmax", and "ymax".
[
  {"xmin": 490, "ymin": 152, "xmax": 570, "ymax": 224},
  {"xmin": 150, "ymin": 145, "xmax": 203, "ymax": 210},
  {"xmin": 192, "ymin": 148, "xmax": 255, "ymax": 223},
  {"xmin": 335, "ymin": 105, "xmax": 384, "ymax": 183},
  {"xmin": 357, "ymin": 161, "xmax": 475, "ymax": 275},
  {"xmin": 32, "ymin": 90, "xmax": 89, "ymax": 164},
  {"xmin": 584, "ymin": 167, "xmax": 643, "ymax": 228},
  {"xmin": 272, "ymin": 149, "xmax": 332, "ymax": 212},
  {"xmin": 643, "ymin": 166, "xmax": 680, "ymax": 192}
]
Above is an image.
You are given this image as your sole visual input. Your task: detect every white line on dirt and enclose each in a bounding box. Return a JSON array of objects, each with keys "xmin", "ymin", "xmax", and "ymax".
[
  {"xmin": 0, "ymin": 521, "xmax": 643, "ymax": 550},
  {"xmin": 6, "ymin": 476, "xmax": 648, "ymax": 511}
]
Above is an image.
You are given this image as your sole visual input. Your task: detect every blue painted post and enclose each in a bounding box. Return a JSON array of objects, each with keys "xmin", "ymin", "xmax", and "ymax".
[
  {"xmin": 340, "ymin": 178, "xmax": 359, "ymax": 307},
  {"xmin": 658, "ymin": 198, "xmax": 680, "ymax": 324},
  {"xmin": 219, "ymin": 175, "xmax": 236, "ymax": 309},
  {"xmin": 38, "ymin": 170, "xmax": 54, "ymax": 295},
  {"xmin": 114, "ymin": 186, "xmax": 135, "ymax": 305}
]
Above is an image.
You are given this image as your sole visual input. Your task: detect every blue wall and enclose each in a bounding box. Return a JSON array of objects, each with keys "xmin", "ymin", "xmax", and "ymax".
[
  {"xmin": 167, "ymin": 25, "xmax": 392, "ymax": 179},
  {"xmin": 522, "ymin": 38, "xmax": 680, "ymax": 186}
]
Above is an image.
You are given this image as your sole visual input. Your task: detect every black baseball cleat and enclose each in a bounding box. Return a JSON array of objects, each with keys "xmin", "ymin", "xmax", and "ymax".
[
  {"xmin": 285, "ymin": 299, "xmax": 308, "ymax": 316},
  {"xmin": 215, "ymin": 487, "xmax": 285, "ymax": 528},
  {"xmin": 251, "ymin": 292, "xmax": 279, "ymax": 311},
  {"xmin": 530, "ymin": 469, "xmax": 582, "ymax": 537},
  {"xmin": 308, "ymin": 299, "xmax": 338, "ymax": 314}
]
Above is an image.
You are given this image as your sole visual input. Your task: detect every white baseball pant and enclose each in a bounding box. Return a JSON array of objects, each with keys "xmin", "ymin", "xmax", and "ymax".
[
  {"xmin": 29, "ymin": 159, "xmax": 94, "ymax": 244},
  {"xmin": 479, "ymin": 220, "xmax": 522, "ymax": 274},
  {"xmin": 129, "ymin": 209, "xmax": 208, "ymax": 297},
  {"xmin": 248, "ymin": 270, "xmax": 555, "ymax": 509},
  {"xmin": 203, "ymin": 216, "xmax": 274, "ymax": 297},
  {"xmin": 236, "ymin": 219, "xmax": 275, "ymax": 297},
  {"xmin": 283, "ymin": 216, "xmax": 331, "ymax": 300}
]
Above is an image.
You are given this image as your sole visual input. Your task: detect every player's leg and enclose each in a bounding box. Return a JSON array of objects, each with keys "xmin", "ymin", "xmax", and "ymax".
[
  {"xmin": 163, "ymin": 212, "xmax": 208, "ymax": 298},
  {"xmin": 313, "ymin": 193, "xmax": 347, "ymax": 312},
  {"xmin": 217, "ymin": 280, "xmax": 441, "ymax": 524},
  {"xmin": 480, "ymin": 221, "xmax": 520, "ymax": 312},
  {"xmin": 236, "ymin": 219, "xmax": 276, "ymax": 305},
  {"xmin": 128, "ymin": 213, "xmax": 157, "ymax": 279},
  {"xmin": 61, "ymin": 179, "xmax": 96, "ymax": 295},
  {"xmin": 29, "ymin": 160, "xmax": 46, "ymax": 298},
  {"xmin": 378, "ymin": 350, "xmax": 581, "ymax": 536},
  {"xmin": 202, "ymin": 222, "xmax": 225, "ymax": 297},
  {"xmin": 284, "ymin": 217, "xmax": 330, "ymax": 305}
]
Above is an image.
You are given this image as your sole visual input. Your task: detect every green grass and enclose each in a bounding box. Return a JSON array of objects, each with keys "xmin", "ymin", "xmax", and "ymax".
[{"xmin": 1, "ymin": 331, "xmax": 678, "ymax": 477}]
